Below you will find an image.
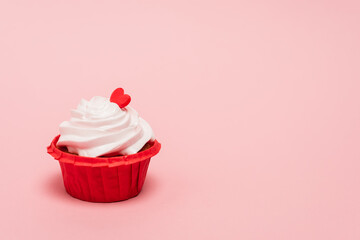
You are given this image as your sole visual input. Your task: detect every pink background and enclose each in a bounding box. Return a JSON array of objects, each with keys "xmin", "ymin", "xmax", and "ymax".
[{"xmin": 1, "ymin": 1, "xmax": 359, "ymax": 239}]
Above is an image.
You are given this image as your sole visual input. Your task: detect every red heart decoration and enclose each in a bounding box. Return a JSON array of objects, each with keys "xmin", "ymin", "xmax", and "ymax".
[{"xmin": 110, "ymin": 88, "xmax": 131, "ymax": 108}]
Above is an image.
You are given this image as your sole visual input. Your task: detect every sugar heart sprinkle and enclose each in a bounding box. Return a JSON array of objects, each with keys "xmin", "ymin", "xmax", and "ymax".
[{"xmin": 110, "ymin": 88, "xmax": 131, "ymax": 108}]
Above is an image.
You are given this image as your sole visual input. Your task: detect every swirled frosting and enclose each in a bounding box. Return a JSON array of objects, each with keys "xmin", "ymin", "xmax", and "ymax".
[{"xmin": 56, "ymin": 96, "xmax": 155, "ymax": 157}]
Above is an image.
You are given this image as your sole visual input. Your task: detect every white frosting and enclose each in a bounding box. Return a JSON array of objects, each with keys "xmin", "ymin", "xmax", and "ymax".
[{"xmin": 57, "ymin": 96, "xmax": 155, "ymax": 157}]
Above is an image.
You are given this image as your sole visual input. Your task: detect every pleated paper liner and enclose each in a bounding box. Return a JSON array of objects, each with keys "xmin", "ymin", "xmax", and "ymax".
[{"xmin": 47, "ymin": 135, "xmax": 161, "ymax": 202}]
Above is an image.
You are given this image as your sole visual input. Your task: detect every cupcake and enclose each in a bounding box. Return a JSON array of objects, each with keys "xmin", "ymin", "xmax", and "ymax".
[{"xmin": 47, "ymin": 88, "xmax": 161, "ymax": 202}]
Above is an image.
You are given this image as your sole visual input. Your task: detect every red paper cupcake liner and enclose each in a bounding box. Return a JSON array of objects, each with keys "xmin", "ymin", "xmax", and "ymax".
[{"xmin": 47, "ymin": 135, "xmax": 161, "ymax": 202}]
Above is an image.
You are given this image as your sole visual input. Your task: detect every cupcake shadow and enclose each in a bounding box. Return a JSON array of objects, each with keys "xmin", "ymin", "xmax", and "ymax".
[{"xmin": 44, "ymin": 173, "xmax": 71, "ymax": 201}]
